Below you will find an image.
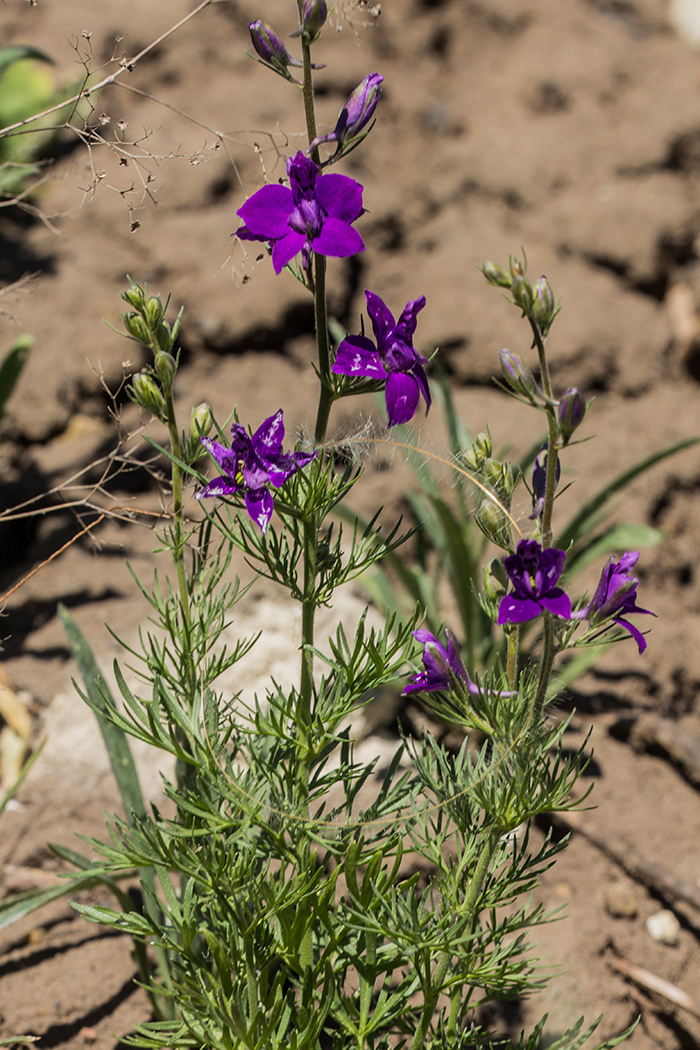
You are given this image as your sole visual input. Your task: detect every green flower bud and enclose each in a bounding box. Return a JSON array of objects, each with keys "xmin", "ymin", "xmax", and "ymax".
[
  {"xmin": 475, "ymin": 498, "xmax": 512, "ymax": 551},
  {"xmin": 189, "ymin": 402, "xmax": 213, "ymax": 441},
  {"xmin": 123, "ymin": 311, "xmax": 151, "ymax": 346},
  {"xmin": 154, "ymin": 322, "xmax": 174, "ymax": 354},
  {"xmin": 499, "ymin": 348, "xmax": 538, "ymax": 401},
  {"xmin": 480, "ymin": 261, "xmax": 512, "ymax": 288},
  {"xmin": 122, "ymin": 283, "xmax": 146, "ymax": 310},
  {"xmin": 154, "ymin": 350, "xmax": 176, "ymax": 385},
  {"xmin": 481, "ymin": 457, "xmax": 515, "ymax": 502},
  {"xmin": 144, "ymin": 295, "xmax": 166, "ymax": 330},
  {"xmin": 482, "ymin": 557, "xmax": 508, "ymax": 601},
  {"xmin": 130, "ymin": 372, "xmax": 167, "ymax": 421},
  {"xmin": 558, "ymin": 387, "xmax": 586, "ymax": 444},
  {"xmin": 461, "ymin": 431, "xmax": 493, "ymax": 471},
  {"xmin": 532, "ymin": 276, "xmax": 556, "ymax": 333},
  {"xmin": 511, "ymin": 275, "xmax": 533, "ymax": 313}
]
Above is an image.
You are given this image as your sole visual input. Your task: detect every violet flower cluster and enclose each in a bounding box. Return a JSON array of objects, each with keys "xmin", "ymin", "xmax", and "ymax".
[
  {"xmin": 332, "ymin": 289, "xmax": 431, "ymax": 427},
  {"xmin": 195, "ymin": 409, "xmax": 316, "ymax": 534},
  {"xmin": 498, "ymin": 539, "xmax": 571, "ymax": 625}
]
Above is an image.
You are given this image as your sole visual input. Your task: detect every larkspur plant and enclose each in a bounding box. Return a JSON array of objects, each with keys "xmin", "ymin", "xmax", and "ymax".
[{"xmin": 53, "ymin": 5, "xmax": 653, "ymax": 1050}]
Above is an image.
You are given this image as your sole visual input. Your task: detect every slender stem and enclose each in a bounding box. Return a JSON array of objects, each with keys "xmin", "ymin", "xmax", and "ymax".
[
  {"xmin": 506, "ymin": 625, "xmax": 520, "ymax": 691},
  {"xmin": 532, "ymin": 611, "xmax": 556, "ymax": 721},
  {"xmin": 410, "ymin": 830, "xmax": 501, "ymax": 1050}
]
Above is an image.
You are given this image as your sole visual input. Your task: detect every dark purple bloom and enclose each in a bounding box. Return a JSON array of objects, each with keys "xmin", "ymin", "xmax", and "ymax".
[
  {"xmin": 574, "ymin": 551, "xmax": 654, "ymax": 653},
  {"xmin": 236, "ymin": 151, "xmax": 365, "ymax": 274},
  {"xmin": 308, "ymin": 73, "xmax": 384, "ymax": 157},
  {"xmin": 497, "ymin": 539, "xmax": 572, "ymax": 624},
  {"xmin": 290, "ymin": 0, "xmax": 328, "ymax": 40},
  {"xmin": 331, "ymin": 289, "xmax": 431, "ymax": 427},
  {"xmin": 195, "ymin": 409, "xmax": 316, "ymax": 533},
  {"xmin": 558, "ymin": 387, "xmax": 586, "ymax": 444},
  {"xmin": 403, "ymin": 629, "xmax": 480, "ymax": 695}
]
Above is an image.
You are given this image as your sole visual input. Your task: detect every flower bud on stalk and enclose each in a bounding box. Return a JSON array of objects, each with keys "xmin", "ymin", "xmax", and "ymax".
[
  {"xmin": 130, "ymin": 373, "xmax": 168, "ymax": 422},
  {"xmin": 511, "ymin": 275, "xmax": 533, "ymax": 313},
  {"xmin": 308, "ymin": 73, "xmax": 384, "ymax": 158},
  {"xmin": 144, "ymin": 295, "xmax": 166, "ymax": 330},
  {"xmin": 461, "ymin": 431, "xmax": 492, "ymax": 471},
  {"xmin": 475, "ymin": 498, "xmax": 513, "ymax": 551},
  {"xmin": 154, "ymin": 350, "xmax": 176, "ymax": 387},
  {"xmin": 249, "ymin": 20, "xmax": 302, "ymax": 77},
  {"xmin": 480, "ymin": 261, "xmax": 512, "ymax": 288},
  {"xmin": 123, "ymin": 312, "xmax": 152, "ymax": 347},
  {"xmin": 499, "ymin": 348, "xmax": 538, "ymax": 401},
  {"xmin": 184, "ymin": 402, "xmax": 214, "ymax": 461},
  {"xmin": 290, "ymin": 0, "xmax": 328, "ymax": 41},
  {"xmin": 532, "ymin": 276, "xmax": 556, "ymax": 334},
  {"xmin": 483, "ymin": 557, "xmax": 508, "ymax": 601},
  {"xmin": 558, "ymin": 387, "xmax": 586, "ymax": 444}
]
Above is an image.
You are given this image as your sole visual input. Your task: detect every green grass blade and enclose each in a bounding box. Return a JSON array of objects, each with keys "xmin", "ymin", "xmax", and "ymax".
[
  {"xmin": 0, "ymin": 335, "xmax": 31, "ymax": 423},
  {"xmin": 557, "ymin": 436, "xmax": 700, "ymax": 552},
  {"xmin": 58, "ymin": 603, "xmax": 146, "ymax": 824}
]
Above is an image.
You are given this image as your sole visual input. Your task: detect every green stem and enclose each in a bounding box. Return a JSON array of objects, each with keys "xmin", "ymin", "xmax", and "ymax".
[
  {"xmin": 532, "ymin": 611, "xmax": 556, "ymax": 721},
  {"xmin": 506, "ymin": 625, "xmax": 520, "ymax": 691},
  {"xmin": 410, "ymin": 830, "xmax": 500, "ymax": 1050}
]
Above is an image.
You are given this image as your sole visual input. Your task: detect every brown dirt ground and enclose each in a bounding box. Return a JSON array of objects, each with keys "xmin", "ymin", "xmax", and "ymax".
[{"xmin": 3, "ymin": 0, "xmax": 700, "ymax": 1047}]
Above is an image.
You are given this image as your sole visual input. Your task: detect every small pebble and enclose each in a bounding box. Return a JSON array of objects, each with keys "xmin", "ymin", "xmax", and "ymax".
[
  {"xmin": 646, "ymin": 908, "xmax": 681, "ymax": 946},
  {"xmin": 605, "ymin": 880, "xmax": 638, "ymax": 918}
]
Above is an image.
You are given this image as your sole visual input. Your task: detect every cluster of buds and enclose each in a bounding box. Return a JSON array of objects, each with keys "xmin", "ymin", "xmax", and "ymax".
[
  {"xmin": 122, "ymin": 283, "xmax": 181, "ymax": 358},
  {"xmin": 481, "ymin": 259, "xmax": 559, "ymax": 337},
  {"xmin": 462, "ymin": 434, "xmax": 517, "ymax": 550}
]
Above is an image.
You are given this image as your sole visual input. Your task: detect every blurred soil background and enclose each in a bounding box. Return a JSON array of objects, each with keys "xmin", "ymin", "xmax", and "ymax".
[{"xmin": 3, "ymin": 0, "xmax": 700, "ymax": 1046}]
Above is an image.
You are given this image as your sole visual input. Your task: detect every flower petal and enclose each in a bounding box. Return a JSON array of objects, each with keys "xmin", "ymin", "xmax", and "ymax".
[
  {"xmin": 245, "ymin": 488, "xmax": 274, "ymax": 533},
  {"xmin": 332, "ymin": 335, "xmax": 387, "ymax": 379},
  {"xmin": 195, "ymin": 475, "xmax": 240, "ymax": 500},
  {"xmin": 253, "ymin": 409, "xmax": 285, "ymax": 457},
  {"xmin": 364, "ymin": 290, "xmax": 395, "ymax": 350},
  {"xmin": 394, "ymin": 295, "xmax": 426, "ymax": 343},
  {"xmin": 497, "ymin": 594, "xmax": 543, "ymax": 624},
  {"xmin": 615, "ymin": 617, "xmax": 648, "ymax": 653},
  {"xmin": 237, "ymin": 185, "xmax": 294, "ymax": 238},
  {"xmin": 311, "ymin": 217, "xmax": 365, "ymax": 258},
  {"xmin": 385, "ymin": 371, "xmax": 420, "ymax": 426},
  {"xmin": 540, "ymin": 588, "xmax": 572, "ymax": 619},
  {"xmin": 315, "ymin": 172, "xmax": 364, "ymax": 222},
  {"xmin": 271, "ymin": 229, "xmax": 307, "ymax": 273}
]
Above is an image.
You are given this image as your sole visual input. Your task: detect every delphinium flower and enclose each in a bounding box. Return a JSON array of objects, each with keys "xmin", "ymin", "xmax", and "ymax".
[
  {"xmin": 195, "ymin": 409, "xmax": 316, "ymax": 533},
  {"xmin": 308, "ymin": 73, "xmax": 384, "ymax": 159},
  {"xmin": 497, "ymin": 538, "xmax": 572, "ymax": 624},
  {"xmin": 403, "ymin": 629, "xmax": 481, "ymax": 696},
  {"xmin": 236, "ymin": 151, "xmax": 365, "ymax": 275},
  {"xmin": 573, "ymin": 551, "xmax": 654, "ymax": 652},
  {"xmin": 331, "ymin": 289, "xmax": 431, "ymax": 426},
  {"xmin": 248, "ymin": 21, "xmax": 303, "ymax": 79}
]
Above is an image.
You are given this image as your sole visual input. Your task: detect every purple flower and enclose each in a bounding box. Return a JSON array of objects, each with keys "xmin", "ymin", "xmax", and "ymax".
[
  {"xmin": 403, "ymin": 629, "xmax": 481, "ymax": 695},
  {"xmin": 529, "ymin": 445, "xmax": 560, "ymax": 520},
  {"xmin": 309, "ymin": 73, "xmax": 384, "ymax": 157},
  {"xmin": 497, "ymin": 539, "xmax": 572, "ymax": 624},
  {"xmin": 236, "ymin": 151, "xmax": 365, "ymax": 274},
  {"xmin": 331, "ymin": 289, "xmax": 431, "ymax": 427},
  {"xmin": 574, "ymin": 551, "xmax": 654, "ymax": 653},
  {"xmin": 195, "ymin": 409, "xmax": 316, "ymax": 533}
]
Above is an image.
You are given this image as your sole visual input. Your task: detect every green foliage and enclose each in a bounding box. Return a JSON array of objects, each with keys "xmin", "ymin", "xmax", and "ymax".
[{"xmin": 0, "ymin": 46, "xmax": 82, "ymax": 198}]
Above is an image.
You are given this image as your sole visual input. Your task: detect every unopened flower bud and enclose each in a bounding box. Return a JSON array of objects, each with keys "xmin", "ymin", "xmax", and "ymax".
[
  {"xmin": 154, "ymin": 350, "xmax": 176, "ymax": 386},
  {"xmin": 249, "ymin": 20, "xmax": 300, "ymax": 75},
  {"xmin": 481, "ymin": 457, "xmax": 515, "ymax": 502},
  {"xmin": 500, "ymin": 348, "xmax": 538, "ymax": 401},
  {"xmin": 510, "ymin": 258, "xmax": 526, "ymax": 278},
  {"xmin": 461, "ymin": 431, "xmax": 492, "ymax": 471},
  {"xmin": 154, "ymin": 322, "xmax": 174, "ymax": 354},
  {"xmin": 123, "ymin": 312, "xmax": 151, "ymax": 346},
  {"xmin": 291, "ymin": 0, "xmax": 328, "ymax": 41},
  {"xmin": 475, "ymin": 499, "xmax": 512, "ymax": 550},
  {"xmin": 480, "ymin": 261, "xmax": 512, "ymax": 288},
  {"xmin": 122, "ymin": 285, "xmax": 145, "ymax": 310},
  {"xmin": 189, "ymin": 402, "xmax": 213, "ymax": 441},
  {"xmin": 511, "ymin": 275, "xmax": 533, "ymax": 313},
  {"xmin": 144, "ymin": 295, "xmax": 166, "ymax": 330},
  {"xmin": 308, "ymin": 73, "xmax": 384, "ymax": 157},
  {"xmin": 482, "ymin": 557, "xmax": 508, "ymax": 601},
  {"xmin": 558, "ymin": 387, "xmax": 586, "ymax": 444},
  {"xmin": 130, "ymin": 372, "xmax": 167, "ymax": 422},
  {"xmin": 532, "ymin": 276, "xmax": 556, "ymax": 333}
]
